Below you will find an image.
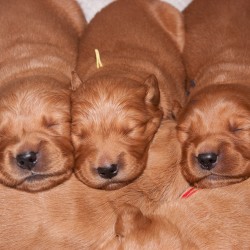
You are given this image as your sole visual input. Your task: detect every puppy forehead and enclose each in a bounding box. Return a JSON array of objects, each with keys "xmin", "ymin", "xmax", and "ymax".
[
  {"xmin": 72, "ymin": 79, "xmax": 149, "ymax": 121},
  {"xmin": 0, "ymin": 88, "xmax": 70, "ymax": 128},
  {"xmin": 180, "ymin": 95, "xmax": 248, "ymax": 132},
  {"xmin": 74, "ymin": 102, "xmax": 150, "ymax": 133}
]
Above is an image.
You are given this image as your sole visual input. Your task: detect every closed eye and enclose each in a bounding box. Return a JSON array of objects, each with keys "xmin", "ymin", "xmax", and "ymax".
[
  {"xmin": 47, "ymin": 123, "xmax": 59, "ymax": 128},
  {"xmin": 44, "ymin": 121, "xmax": 60, "ymax": 129},
  {"xmin": 42, "ymin": 116, "xmax": 59, "ymax": 128},
  {"xmin": 229, "ymin": 123, "xmax": 245, "ymax": 133},
  {"xmin": 229, "ymin": 124, "xmax": 250, "ymax": 134},
  {"xmin": 124, "ymin": 121, "xmax": 149, "ymax": 136},
  {"xmin": 232, "ymin": 128, "xmax": 243, "ymax": 132}
]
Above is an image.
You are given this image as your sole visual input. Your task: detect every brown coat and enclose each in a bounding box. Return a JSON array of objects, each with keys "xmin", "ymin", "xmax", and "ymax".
[
  {"xmin": 176, "ymin": 0, "xmax": 250, "ymax": 188},
  {"xmin": 71, "ymin": 0, "xmax": 186, "ymax": 190},
  {"xmin": 0, "ymin": 0, "xmax": 85, "ymax": 192}
]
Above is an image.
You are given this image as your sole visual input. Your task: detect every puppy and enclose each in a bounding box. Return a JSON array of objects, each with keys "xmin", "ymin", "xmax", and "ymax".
[
  {"xmin": 0, "ymin": 0, "xmax": 86, "ymax": 192},
  {"xmin": 176, "ymin": 0, "xmax": 250, "ymax": 188},
  {"xmin": 98, "ymin": 120, "xmax": 250, "ymax": 249},
  {"xmin": 105, "ymin": 120, "xmax": 250, "ymax": 249},
  {"xmin": 0, "ymin": 121, "xmax": 249, "ymax": 248},
  {"xmin": 71, "ymin": 0, "xmax": 186, "ymax": 190}
]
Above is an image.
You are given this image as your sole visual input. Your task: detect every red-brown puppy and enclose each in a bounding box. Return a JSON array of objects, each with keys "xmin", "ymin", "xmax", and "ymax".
[
  {"xmin": 176, "ymin": 0, "xmax": 250, "ymax": 188},
  {"xmin": 101, "ymin": 122, "xmax": 250, "ymax": 249},
  {"xmin": 98, "ymin": 121, "xmax": 250, "ymax": 249},
  {"xmin": 0, "ymin": 0, "xmax": 85, "ymax": 192},
  {"xmin": 0, "ymin": 121, "xmax": 249, "ymax": 248},
  {"xmin": 71, "ymin": 0, "xmax": 186, "ymax": 190}
]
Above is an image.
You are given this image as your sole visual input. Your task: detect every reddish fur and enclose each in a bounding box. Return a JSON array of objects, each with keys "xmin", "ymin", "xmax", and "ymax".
[
  {"xmin": 102, "ymin": 122, "xmax": 250, "ymax": 249},
  {"xmin": 0, "ymin": 0, "xmax": 85, "ymax": 192},
  {"xmin": 104, "ymin": 204, "xmax": 184, "ymax": 250},
  {"xmin": 1, "ymin": 0, "xmax": 248, "ymax": 248},
  {"xmin": 176, "ymin": 0, "xmax": 250, "ymax": 188},
  {"xmin": 0, "ymin": 121, "xmax": 249, "ymax": 248},
  {"xmin": 71, "ymin": 0, "xmax": 186, "ymax": 189}
]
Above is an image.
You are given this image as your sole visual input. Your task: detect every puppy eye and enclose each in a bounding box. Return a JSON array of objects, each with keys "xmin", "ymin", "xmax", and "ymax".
[
  {"xmin": 231, "ymin": 128, "xmax": 243, "ymax": 132},
  {"xmin": 125, "ymin": 123, "xmax": 147, "ymax": 136},
  {"xmin": 229, "ymin": 123, "xmax": 244, "ymax": 133},
  {"xmin": 47, "ymin": 122, "xmax": 59, "ymax": 128},
  {"xmin": 46, "ymin": 121, "xmax": 59, "ymax": 128},
  {"xmin": 42, "ymin": 118, "xmax": 59, "ymax": 129}
]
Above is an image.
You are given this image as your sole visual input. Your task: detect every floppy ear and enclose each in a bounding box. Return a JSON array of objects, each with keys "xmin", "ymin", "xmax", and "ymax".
[
  {"xmin": 71, "ymin": 71, "xmax": 83, "ymax": 91},
  {"xmin": 144, "ymin": 74, "xmax": 160, "ymax": 107},
  {"xmin": 115, "ymin": 204, "xmax": 151, "ymax": 237},
  {"xmin": 153, "ymin": 2, "xmax": 185, "ymax": 52}
]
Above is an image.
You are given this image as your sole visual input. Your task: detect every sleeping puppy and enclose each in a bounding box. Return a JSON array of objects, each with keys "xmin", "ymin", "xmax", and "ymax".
[
  {"xmin": 0, "ymin": 0, "xmax": 85, "ymax": 192},
  {"xmin": 97, "ymin": 120, "xmax": 250, "ymax": 249},
  {"xmin": 176, "ymin": 0, "xmax": 250, "ymax": 188},
  {"xmin": 0, "ymin": 121, "xmax": 249, "ymax": 248},
  {"xmin": 71, "ymin": 0, "xmax": 186, "ymax": 190}
]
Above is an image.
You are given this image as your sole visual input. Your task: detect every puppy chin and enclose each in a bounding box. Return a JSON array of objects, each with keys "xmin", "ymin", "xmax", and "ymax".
[
  {"xmin": 194, "ymin": 175, "xmax": 248, "ymax": 189},
  {"xmin": 0, "ymin": 164, "xmax": 73, "ymax": 192},
  {"xmin": 74, "ymin": 173, "xmax": 126, "ymax": 190},
  {"xmin": 99, "ymin": 181, "xmax": 129, "ymax": 190},
  {"xmin": 14, "ymin": 169, "xmax": 72, "ymax": 192}
]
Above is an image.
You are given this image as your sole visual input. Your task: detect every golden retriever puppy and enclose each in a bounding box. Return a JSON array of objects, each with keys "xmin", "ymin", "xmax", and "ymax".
[
  {"xmin": 0, "ymin": 121, "xmax": 249, "ymax": 248},
  {"xmin": 0, "ymin": 0, "xmax": 85, "ymax": 192},
  {"xmin": 99, "ymin": 121, "xmax": 250, "ymax": 249},
  {"xmin": 71, "ymin": 0, "xmax": 186, "ymax": 190},
  {"xmin": 176, "ymin": 0, "xmax": 250, "ymax": 188}
]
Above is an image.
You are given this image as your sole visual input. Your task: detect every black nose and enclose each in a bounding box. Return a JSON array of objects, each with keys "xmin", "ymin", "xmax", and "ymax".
[
  {"xmin": 197, "ymin": 153, "xmax": 218, "ymax": 170},
  {"xmin": 16, "ymin": 152, "xmax": 37, "ymax": 170},
  {"xmin": 97, "ymin": 164, "xmax": 118, "ymax": 179}
]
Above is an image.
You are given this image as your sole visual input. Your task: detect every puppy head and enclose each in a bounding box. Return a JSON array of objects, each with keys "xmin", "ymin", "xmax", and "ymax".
[
  {"xmin": 177, "ymin": 85, "xmax": 250, "ymax": 188},
  {"xmin": 0, "ymin": 77, "xmax": 73, "ymax": 192},
  {"xmin": 71, "ymin": 73, "xmax": 163, "ymax": 190},
  {"xmin": 111, "ymin": 204, "xmax": 182, "ymax": 250}
]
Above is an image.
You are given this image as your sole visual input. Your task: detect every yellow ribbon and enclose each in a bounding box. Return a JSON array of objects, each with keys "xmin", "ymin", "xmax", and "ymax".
[{"xmin": 95, "ymin": 49, "xmax": 103, "ymax": 69}]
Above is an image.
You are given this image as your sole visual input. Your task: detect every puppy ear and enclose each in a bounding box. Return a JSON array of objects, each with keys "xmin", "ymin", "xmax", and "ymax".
[
  {"xmin": 115, "ymin": 204, "xmax": 151, "ymax": 237},
  {"xmin": 71, "ymin": 71, "xmax": 83, "ymax": 91},
  {"xmin": 153, "ymin": 2, "xmax": 185, "ymax": 52},
  {"xmin": 172, "ymin": 100, "xmax": 183, "ymax": 120},
  {"xmin": 144, "ymin": 74, "xmax": 160, "ymax": 107}
]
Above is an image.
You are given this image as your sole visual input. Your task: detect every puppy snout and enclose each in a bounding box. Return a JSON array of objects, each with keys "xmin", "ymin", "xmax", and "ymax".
[
  {"xmin": 16, "ymin": 151, "xmax": 38, "ymax": 170},
  {"xmin": 197, "ymin": 153, "xmax": 218, "ymax": 170},
  {"xmin": 97, "ymin": 164, "xmax": 118, "ymax": 179}
]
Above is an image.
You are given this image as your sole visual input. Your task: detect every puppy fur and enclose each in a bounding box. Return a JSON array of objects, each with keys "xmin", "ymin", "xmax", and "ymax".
[
  {"xmin": 0, "ymin": 0, "xmax": 86, "ymax": 192},
  {"xmin": 102, "ymin": 204, "xmax": 184, "ymax": 250},
  {"xmin": 102, "ymin": 121, "xmax": 250, "ymax": 249},
  {"xmin": 101, "ymin": 120, "xmax": 250, "ymax": 249},
  {"xmin": 71, "ymin": 0, "xmax": 186, "ymax": 189},
  {"xmin": 0, "ymin": 121, "xmax": 249, "ymax": 248},
  {"xmin": 176, "ymin": 0, "xmax": 250, "ymax": 188}
]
